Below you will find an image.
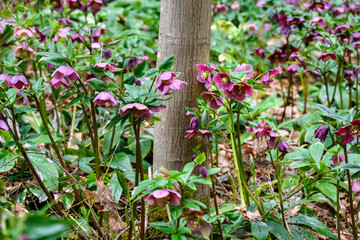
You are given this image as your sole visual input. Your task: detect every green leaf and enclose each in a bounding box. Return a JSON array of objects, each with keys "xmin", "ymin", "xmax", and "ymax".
[
  {"xmin": 111, "ymin": 173, "xmax": 123, "ymax": 202},
  {"xmin": 0, "ymin": 151, "xmax": 17, "ymax": 172},
  {"xmin": 28, "ymin": 153, "xmax": 59, "ymax": 191},
  {"xmin": 251, "ymin": 221, "xmax": 269, "ymax": 240},
  {"xmin": 182, "ymin": 162, "xmax": 195, "ymax": 182},
  {"xmin": 108, "ymin": 82, "xmax": 118, "ymax": 91},
  {"xmin": 171, "ymin": 205, "xmax": 182, "ymax": 219},
  {"xmin": 290, "ymin": 161, "xmax": 311, "ymax": 169},
  {"xmin": 315, "ymin": 182, "xmax": 337, "ymax": 203},
  {"xmin": 194, "ymin": 152, "xmax": 206, "ymax": 165},
  {"xmin": 87, "ymin": 79, "xmax": 107, "ymax": 92},
  {"xmin": 134, "ymin": 60, "xmax": 147, "ymax": 78},
  {"xmin": 316, "ymin": 104, "xmax": 346, "ymax": 122},
  {"xmin": 144, "ymin": 68, "xmax": 160, "ymax": 78},
  {"xmin": 335, "ymin": 163, "xmax": 360, "ymax": 171},
  {"xmin": 149, "ymin": 222, "xmax": 174, "ymax": 233},
  {"xmin": 265, "ymin": 220, "xmax": 290, "ymax": 240},
  {"xmin": 207, "ymin": 167, "xmax": 221, "ymax": 175},
  {"xmin": 158, "ymin": 55, "xmax": 176, "ymax": 72},
  {"xmin": 309, "ymin": 142, "xmax": 324, "ymax": 170},
  {"xmin": 111, "ymin": 153, "xmax": 135, "ymax": 183}
]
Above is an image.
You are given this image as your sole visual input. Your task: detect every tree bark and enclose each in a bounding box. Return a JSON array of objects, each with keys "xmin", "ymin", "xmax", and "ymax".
[{"xmin": 154, "ymin": 0, "xmax": 211, "ymax": 188}]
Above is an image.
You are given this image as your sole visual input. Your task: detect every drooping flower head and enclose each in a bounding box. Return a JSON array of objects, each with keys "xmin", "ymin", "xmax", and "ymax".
[
  {"xmin": 335, "ymin": 119, "xmax": 360, "ymax": 144},
  {"xmin": 52, "ymin": 66, "xmax": 79, "ymax": 82},
  {"xmin": 94, "ymin": 63, "xmax": 117, "ymax": 71},
  {"xmin": 331, "ymin": 154, "xmax": 345, "ymax": 166},
  {"xmin": 126, "ymin": 56, "xmax": 149, "ymax": 71},
  {"xmin": 199, "ymin": 166, "xmax": 207, "ymax": 178},
  {"xmin": 119, "ymin": 103, "xmax": 154, "ymax": 121},
  {"xmin": 66, "ymin": 0, "xmax": 83, "ymax": 11},
  {"xmin": 13, "ymin": 43, "xmax": 35, "ymax": 61},
  {"xmin": 15, "ymin": 92, "xmax": 29, "ymax": 105},
  {"xmin": 91, "ymin": 28, "xmax": 106, "ymax": 48},
  {"xmin": 231, "ymin": 1, "xmax": 241, "ymax": 11},
  {"xmin": 234, "ymin": 64, "xmax": 253, "ymax": 81},
  {"xmin": 278, "ymin": 140, "xmax": 290, "ymax": 152},
  {"xmin": 35, "ymin": 29, "xmax": 47, "ymax": 43},
  {"xmin": 185, "ymin": 129, "xmax": 212, "ymax": 139},
  {"xmin": 200, "ymin": 91, "xmax": 224, "ymax": 110},
  {"xmin": 352, "ymin": 178, "xmax": 360, "ymax": 193},
  {"xmin": 314, "ymin": 125, "xmax": 329, "ymax": 142},
  {"xmin": 103, "ymin": 49, "xmax": 112, "ymax": 60},
  {"xmin": 93, "ymin": 92, "xmax": 117, "ymax": 106},
  {"xmin": 144, "ymin": 189, "xmax": 181, "ymax": 207},
  {"xmin": 14, "ymin": 28, "xmax": 34, "ymax": 38},
  {"xmin": 87, "ymin": 0, "xmax": 103, "ymax": 14},
  {"xmin": 0, "ymin": 120, "xmax": 9, "ymax": 132},
  {"xmin": 189, "ymin": 117, "xmax": 199, "ymax": 129},
  {"xmin": 248, "ymin": 24, "xmax": 258, "ymax": 34},
  {"xmin": 8, "ymin": 75, "xmax": 30, "ymax": 89},
  {"xmin": 214, "ymin": 4, "xmax": 229, "ymax": 14},
  {"xmin": 156, "ymin": 72, "xmax": 187, "ymax": 96},
  {"xmin": 287, "ymin": 64, "xmax": 298, "ymax": 74},
  {"xmin": 254, "ymin": 48, "xmax": 266, "ymax": 60},
  {"xmin": 50, "ymin": 0, "xmax": 64, "ymax": 12},
  {"xmin": 0, "ymin": 74, "xmax": 12, "ymax": 84},
  {"xmin": 303, "ymin": 69, "xmax": 321, "ymax": 79},
  {"xmin": 185, "ymin": 209, "xmax": 211, "ymax": 239},
  {"xmin": 196, "ymin": 64, "xmax": 213, "ymax": 89},
  {"xmin": 70, "ymin": 33, "xmax": 84, "ymax": 43},
  {"xmin": 213, "ymin": 72, "xmax": 233, "ymax": 91},
  {"xmin": 262, "ymin": 69, "xmax": 281, "ymax": 84},
  {"xmin": 46, "ymin": 78, "xmax": 69, "ymax": 89},
  {"xmin": 318, "ymin": 52, "xmax": 336, "ymax": 62},
  {"xmin": 223, "ymin": 81, "xmax": 253, "ymax": 102}
]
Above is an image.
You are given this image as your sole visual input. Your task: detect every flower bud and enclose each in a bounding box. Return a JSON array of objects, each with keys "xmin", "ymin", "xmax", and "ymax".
[
  {"xmin": 314, "ymin": 125, "xmax": 329, "ymax": 142},
  {"xmin": 103, "ymin": 49, "xmax": 112, "ymax": 60},
  {"xmin": 190, "ymin": 117, "xmax": 199, "ymax": 129},
  {"xmin": 191, "ymin": 153, "xmax": 198, "ymax": 160},
  {"xmin": 224, "ymin": 216, "xmax": 230, "ymax": 224},
  {"xmin": 134, "ymin": 79, "xmax": 142, "ymax": 86},
  {"xmin": 331, "ymin": 154, "xmax": 345, "ymax": 166},
  {"xmin": 199, "ymin": 166, "xmax": 208, "ymax": 178},
  {"xmin": 278, "ymin": 140, "xmax": 290, "ymax": 152}
]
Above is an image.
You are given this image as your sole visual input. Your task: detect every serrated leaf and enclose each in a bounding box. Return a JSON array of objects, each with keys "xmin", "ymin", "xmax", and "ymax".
[
  {"xmin": 158, "ymin": 55, "xmax": 176, "ymax": 72},
  {"xmin": 87, "ymin": 79, "xmax": 107, "ymax": 92}
]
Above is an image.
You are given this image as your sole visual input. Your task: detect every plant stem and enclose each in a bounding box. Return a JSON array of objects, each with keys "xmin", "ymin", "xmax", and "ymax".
[
  {"xmin": 342, "ymin": 145, "xmax": 358, "ymax": 240},
  {"xmin": 90, "ymin": 101, "xmax": 101, "ymax": 180},
  {"xmin": 336, "ymin": 175, "xmax": 341, "ymax": 240}
]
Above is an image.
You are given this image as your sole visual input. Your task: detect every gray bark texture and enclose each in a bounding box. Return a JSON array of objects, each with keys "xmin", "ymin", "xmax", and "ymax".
[{"xmin": 154, "ymin": 0, "xmax": 212, "ymax": 175}]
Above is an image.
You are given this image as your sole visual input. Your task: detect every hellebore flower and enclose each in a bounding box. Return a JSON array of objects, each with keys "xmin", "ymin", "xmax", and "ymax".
[
  {"xmin": 15, "ymin": 92, "xmax": 29, "ymax": 105},
  {"xmin": 278, "ymin": 140, "xmax": 290, "ymax": 152},
  {"xmin": 245, "ymin": 122, "xmax": 267, "ymax": 134},
  {"xmin": 344, "ymin": 70, "xmax": 355, "ymax": 81},
  {"xmin": 0, "ymin": 74, "xmax": 12, "ymax": 84},
  {"xmin": 120, "ymin": 103, "xmax": 153, "ymax": 121},
  {"xmin": 223, "ymin": 81, "xmax": 253, "ymax": 102},
  {"xmin": 268, "ymin": 50, "xmax": 287, "ymax": 65},
  {"xmin": 214, "ymin": 4, "xmax": 229, "ymax": 14},
  {"xmin": 303, "ymin": 69, "xmax": 321, "ymax": 79},
  {"xmin": 70, "ymin": 33, "xmax": 83, "ymax": 43},
  {"xmin": 66, "ymin": 0, "xmax": 83, "ymax": 11},
  {"xmin": 35, "ymin": 29, "xmax": 47, "ymax": 43},
  {"xmin": 310, "ymin": 16, "xmax": 326, "ymax": 27},
  {"xmin": 196, "ymin": 64, "xmax": 213, "ymax": 89},
  {"xmin": 134, "ymin": 79, "xmax": 142, "ymax": 86},
  {"xmin": 126, "ymin": 56, "xmax": 149, "ymax": 71},
  {"xmin": 13, "ymin": 43, "xmax": 35, "ymax": 61},
  {"xmin": 46, "ymin": 78, "xmax": 69, "ymax": 89},
  {"xmin": 248, "ymin": 24, "xmax": 258, "ymax": 34},
  {"xmin": 256, "ymin": 0, "xmax": 266, "ymax": 7},
  {"xmin": 144, "ymin": 189, "xmax": 181, "ymax": 207},
  {"xmin": 308, "ymin": 0, "xmax": 332, "ymax": 12},
  {"xmin": 185, "ymin": 209, "xmax": 211, "ymax": 239},
  {"xmin": 254, "ymin": 48, "xmax": 266, "ymax": 60},
  {"xmin": 87, "ymin": 0, "xmax": 103, "ymax": 14},
  {"xmin": 52, "ymin": 66, "xmax": 79, "ymax": 82},
  {"xmin": 213, "ymin": 72, "xmax": 233, "ymax": 91},
  {"xmin": 14, "ymin": 28, "xmax": 34, "ymax": 38},
  {"xmin": 200, "ymin": 91, "xmax": 224, "ymax": 110},
  {"xmin": 93, "ymin": 92, "xmax": 116, "ymax": 106},
  {"xmin": 231, "ymin": 1, "xmax": 241, "ymax": 11},
  {"xmin": 8, "ymin": 75, "xmax": 30, "ymax": 89},
  {"xmin": 234, "ymin": 64, "xmax": 253, "ymax": 81},
  {"xmin": 289, "ymin": 53, "xmax": 306, "ymax": 68},
  {"xmin": 334, "ymin": 24, "xmax": 353, "ymax": 34},
  {"xmin": 199, "ymin": 166, "xmax": 207, "ymax": 178},
  {"xmin": 156, "ymin": 71, "xmax": 187, "ymax": 96},
  {"xmin": 185, "ymin": 129, "xmax": 212, "ymax": 139},
  {"xmin": 262, "ymin": 23, "xmax": 271, "ymax": 31},
  {"xmin": 287, "ymin": 65, "xmax": 298, "ymax": 74},
  {"xmin": 94, "ymin": 63, "xmax": 117, "ymax": 71},
  {"xmin": 332, "ymin": 6, "xmax": 346, "ymax": 17},
  {"xmin": 282, "ymin": 0, "xmax": 298, "ymax": 7},
  {"xmin": 192, "ymin": 154, "xmax": 198, "ymax": 160},
  {"xmin": 332, "ymin": 154, "xmax": 345, "ymax": 166},
  {"xmin": 314, "ymin": 125, "xmax": 329, "ymax": 142},
  {"xmin": 318, "ymin": 53, "xmax": 336, "ymax": 62},
  {"xmin": 91, "ymin": 28, "xmax": 106, "ymax": 48},
  {"xmin": 352, "ymin": 178, "xmax": 360, "ymax": 193},
  {"xmin": 255, "ymin": 125, "xmax": 279, "ymax": 148},
  {"xmin": 50, "ymin": 0, "xmax": 64, "ymax": 12},
  {"xmin": 58, "ymin": 18, "xmax": 73, "ymax": 25},
  {"xmin": 335, "ymin": 119, "xmax": 360, "ymax": 144},
  {"xmin": 103, "ymin": 49, "xmax": 112, "ymax": 60},
  {"xmin": 190, "ymin": 117, "xmax": 199, "ymax": 129},
  {"xmin": 0, "ymin": 120, "xmax": 9, "ymax": 132},
  {"xmin": 262, "ymin": 69, "xmax": 281, "ymax": 84}
]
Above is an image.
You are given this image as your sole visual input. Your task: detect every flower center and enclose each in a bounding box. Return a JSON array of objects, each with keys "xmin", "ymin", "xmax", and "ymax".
[
  {"xmin": 201, "ymin": 71, "xmax": 209, "ymax": 79},
  {"xmin": 349, "ymin": 125, "xmax": 360, "ymax": 136},
  {"xmin": 221, "ymin": 76, "xmax": 229, "ymax": 84}
]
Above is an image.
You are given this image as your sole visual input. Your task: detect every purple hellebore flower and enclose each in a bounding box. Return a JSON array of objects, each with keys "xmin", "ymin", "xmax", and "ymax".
[
  {"xmin": 310, "ymin": 16, "xmax": 326, "ymax": 27},
  {"xmin": 196, "ymin": 64, "xmax": 213, "ymax": 89},
  {"xmin": 234, "ymin": 64, "xmax": 253, "ymax": 81},
  {"xmin": 350, "ymin": 32, "xmax": 360, "ymax": 43},
  {"xmin": 66, "ymin": 0, "xmax": 83, "ymax": 11},
  {"xmin": 103, "ymin": 49, "xmax": 112, "ymax": 60},
  {"xmin": 332, "ymin": 6, "xmax": 346, "ymax": 17},
  {"xmin": 119, "ymin": 103, "xmax": 154, "ymax": 121},
  {"xmin": 134, "ymin": 79, "xmax": 142, "ymax": 86},
  {"xmin": 262, "ymin": 69, "xmax": 281, "ymax": 84},
  {"xmin": 224, "ymin": 217, "xmax": 230, "ymax": 224},
  {"xmin": 8, "ymin": 75, "xmax": 30, "ymax": 89},
  {"xmin": 256, "ymin": 0, "xmax": 266, "ymax": 7},
  {"xmin": 282, "ymin": 0, "xmax": 298, "ymax": 7},
  {"xmin": 287, "ymin": 65, "xmax": 298, "ymax": 74},
  {"xmin": 268, "ymin": 49, "xmax": 287, "ymax": 65},
  {"xmin": 334, "ymin": 24, "xmax": 353, "ymax": 34},
  {"xmin": 200, "ymin": 91, "xmax": 224, "ymax": 110},
  {"xmin": 190, "ymin": 117, "xmax": 199, "ymax": 129},
  {"xmin": 13, "ymin": 43, "xmax": 35, "ymax": 61},
  {"xmin": 318, "ymin": 53, "xmax": 336, "ymax": 62},
  {"xmin": 331, "ymin": 154, "xmax": 345, "ymax": 166},
  {"xmin": 308, "ymin": 0, "xmax": 332, "ymax": 12},
  {"xmin": 255, "ymin": 125, "xmax": 279, "ymax": 148},
  {"xmin": 192, "ymin": 154, "xmax": 198, "ymax": 160},
  {"xmin": 126, "ymin": 56, "xmax": 149, "ymax": 71},
  {"xmin": 0, "ymin": 120, "xmax": 9, "ymax": 132},
  {"xmin": 35, "ymin": 29, "xmax": 47, "ymax": 43},
  {"xmin": 50, "ymin": 0, "xmax": 64, "ymax": 12},
  {"xmin": 344, "ymin": 70, "xmax": 355, "ymax": 81},
  {"xmin": 223, "ymin": 81, "xmax": 253, "ymax": 102},
  {"xmin": 0, "ymin": 74, "xmax": 12, "ymax": 84},
  {"xmin": 22, "ymin": 12, "xmax": 28, "ymax": 21},
  {"xmin": 214, "ymin": 4, "xmax": 229, "ymax": 14},
  {"xmin": 352, "ymin": 178, "xmax": 360, "ymax": 193},
  {"xmin": 199, "ymin": 166, "xmax": 207, "ymax": 178},
  {"xmin": 58, "ymin": 18, "xmax": 73, "ymax": 25},
  {"xmin": 335, "ymin": 119, "xmax": 360, "ymax": 144},
  {"xmin": 94, "ymin": 63, "xmax": 117, "ymax": 71},
  {"xmin": 245, "ymin": 122, "xmax": 268, "ymax": 134},
  {"xmin": 289, "ymin": 53, "xmax": 306, "ymax": 68},
  {"xmin": 87, "ymin": 0, "xmax": 103, "ymax": 14},
  {"xmin": 91, "ymin": 28, "xmax": 106, "ymax": 48},
  {"xmin": 210, "ymin": 63, "xmax": 218, "ymax": 72},
  {"xmin": 144, "ymin": 189, "xmax": 181, "ymax": 207},
  {"xmin": 58, "ymin": 27, "xmax": 70, "ymax": 38},
  {"xmin": 314, "ymin": 125, "xmax": 329, "ymax": 142},
  {"xmin": 185, "ymin": 209, "xmax": 211, "ymax": 239},
  {"xmin": 185, "ymin": 129, "xmax": 212, "ymax": 139},
  {"xmin": 156, "ymin": 71, "xmax": 187, "ymax": 96},
  {"xmin": 46, "ymin": 78, "xmax": 69, "ymax": 89},
  {"xmin": 231, "ymin": 1, "xmax": 241, "ymax": 11},
  {"xmin": 262, "ymin": 23, "xmax": 271, "ymax": 31},
  {"xmin": 14, "ymin": 28, "xmax": 34, "ymax": 38},
  {"xmin": 303, "ymin": 69, "xmax": 321, "ymax": 79},
  {"xmin": 15, "ymin": 92, "xmax": 29, "ymax": 105},
  {"xmin": 248, "ymin": 24, "xmax": 258, "ymax": 34},
  {"xmin": 70, "ymin": 33, "xmax": 83, "ymax": 43},
  {"xmin": 93, "ymin": 92, "xmax": 117, "ymax": 106},
  {"xmin": 213, "ymin": 72, "xmax": 233, "ymax": 91},
  {"xmin": 268, "ymin": 130, "xmax": 279, "ymax": 148},
  {"xmin": 278, "ymin": 140, "xmax": 290, "ymax": 152},
  {"xmin": 52, "ymin": 66, "xmax": 79, "ymax": 82},
  {"xmin": 254, "ymin": 48, "xmax": 266, "ymax": 60}
]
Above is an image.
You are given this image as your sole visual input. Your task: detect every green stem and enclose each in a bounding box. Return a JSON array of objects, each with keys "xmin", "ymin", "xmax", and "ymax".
[
  {"xmin": 336, "ymin": 172, "xmax": 341, "ymax": 240},
  {"xmin": 90, "ymin": 102, "xmax": 101, "ymax": 180}
]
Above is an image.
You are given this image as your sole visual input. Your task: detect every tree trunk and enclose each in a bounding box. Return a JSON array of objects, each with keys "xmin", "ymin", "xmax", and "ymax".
[{"xmin": 154, "ymin": 0, "xmax": 212, "ymax": 192}]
